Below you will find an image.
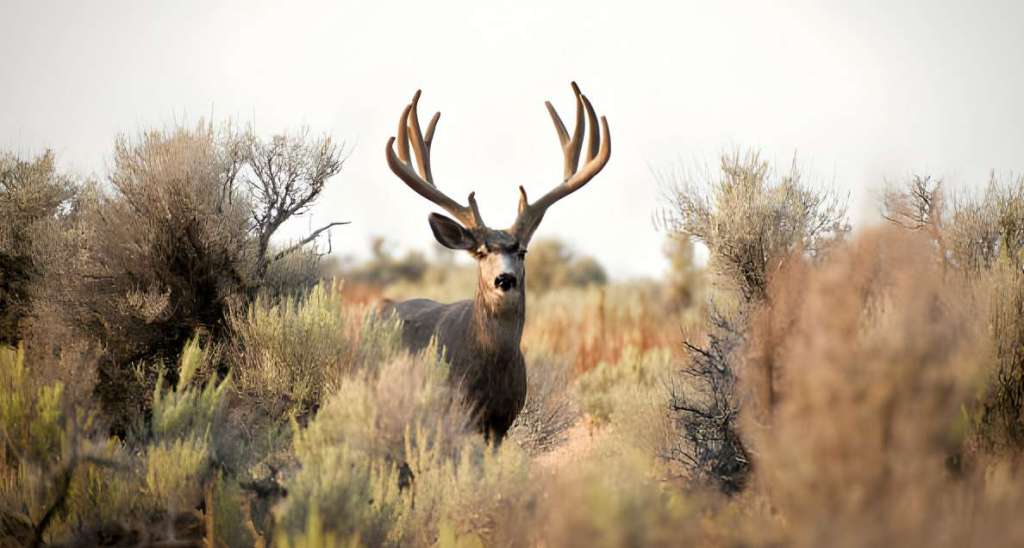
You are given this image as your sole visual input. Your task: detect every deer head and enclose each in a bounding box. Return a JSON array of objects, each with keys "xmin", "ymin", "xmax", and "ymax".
[{"xmin": 384, "ymin": 82, "xmax": 611, "ymax": 309}]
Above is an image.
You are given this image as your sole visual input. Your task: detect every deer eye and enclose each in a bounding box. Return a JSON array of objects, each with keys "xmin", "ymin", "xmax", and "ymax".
[{"xmin": 517, "ymin": 249, "xmax": 527, "ymax": 259}]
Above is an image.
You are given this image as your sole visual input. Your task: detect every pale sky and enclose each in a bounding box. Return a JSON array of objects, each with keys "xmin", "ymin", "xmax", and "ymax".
[{"xmin": 2, "ymin": 1, "xmax": 1023, "ymax": 278}]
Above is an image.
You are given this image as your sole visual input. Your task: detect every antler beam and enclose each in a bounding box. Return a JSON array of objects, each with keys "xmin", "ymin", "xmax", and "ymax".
[
  {"xmin": 385, "ymin": 90, "xmax": 486, "ymax": 229},
  {"xmin": 512, "ymin": 82, "xmax": 611, "ymax": 243}
]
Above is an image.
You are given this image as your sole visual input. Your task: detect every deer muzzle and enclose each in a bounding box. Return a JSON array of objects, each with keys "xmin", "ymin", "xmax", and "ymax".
[{"xmin": 494, "ymin": 273, "xmax": 518, "ymax": 292}]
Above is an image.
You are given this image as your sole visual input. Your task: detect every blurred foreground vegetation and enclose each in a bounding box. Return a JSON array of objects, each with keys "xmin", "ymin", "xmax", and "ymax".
[{"xmin": 2, "ymin": 129, "xmax": 1024, "ymax": 547}]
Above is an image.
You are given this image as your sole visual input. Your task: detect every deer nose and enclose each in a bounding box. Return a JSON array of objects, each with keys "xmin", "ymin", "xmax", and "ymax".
[{"xmin": 494, "ymin": 273, "xmax": 517, "ymax": 292}]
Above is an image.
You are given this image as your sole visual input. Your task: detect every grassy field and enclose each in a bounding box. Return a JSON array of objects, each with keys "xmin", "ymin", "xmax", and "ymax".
[{"xmin": 2, "ymin": 133, "xmax": 1024, "ymax": 546}]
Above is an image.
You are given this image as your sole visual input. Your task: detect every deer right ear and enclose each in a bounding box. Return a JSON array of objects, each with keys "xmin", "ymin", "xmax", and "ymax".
[{"xmin": 428, "ymin": 213, "xmax": 477, "ymax": 250}]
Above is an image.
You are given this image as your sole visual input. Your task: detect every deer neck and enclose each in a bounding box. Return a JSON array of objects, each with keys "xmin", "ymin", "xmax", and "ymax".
[{"xmin": 472, "ymin": 275, "xmax": 525, "ymax": 354}]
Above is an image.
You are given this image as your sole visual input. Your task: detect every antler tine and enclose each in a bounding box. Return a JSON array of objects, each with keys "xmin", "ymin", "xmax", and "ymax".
[
  {"xmin": 407, "ymin": 91, "xmax": 432, "ymax": 183},
  {"xmin": 396, "ymin": 102, "xmax": 413, "ymax": 164},
  {"xmin": 568, "ymin": 82, "xmax": 586, "ymax": 174},
  {"xmin": 582, "ymin": 94, "xmax": 600, "ymax": 163},
  {"xmin": 424, "ymin": 112, "xmax": 440, "ymax": 148},
  {"xmin": 513, "ymin": 82, "xmax": 611, "ymax": 243},
  {"xmin": 385, "ymin": 90, "xmax": 486, "ymax": 229},
  {"xmin": 544, "ymin": 82, "xmax": 587, "ymax": 180}
]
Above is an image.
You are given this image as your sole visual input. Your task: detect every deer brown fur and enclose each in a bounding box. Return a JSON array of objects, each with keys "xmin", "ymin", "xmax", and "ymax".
[{"xmin": 381, "ymin": 83, "xmax": 611, "ymax": 441}]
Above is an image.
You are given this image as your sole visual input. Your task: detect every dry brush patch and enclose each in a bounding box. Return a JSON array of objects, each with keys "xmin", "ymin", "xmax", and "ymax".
[
  {"xmin": 709, "ymin": 227, "xmax": 1024, "ymax": 547},
  {"xmin": 6, "ymin": 227, "xmax": 1024, "ymax": 547},
  {"xmin": 0, "ymin": 125, "xmax": 345, "ymax": 437},
  {"xmin": 742, "ymin": 230, "xmax": 977, "ymax": 544},
  {"xmin": 9, "ymin": 133, "xmax": 1024, "ymax": 546},
  {"xmin": 885, "ymin": 173, "xmax": 1024, "ymax": 452},
  {"xmin": 657, "ymin": 149, "xmax": 851, "ymax": 495}
]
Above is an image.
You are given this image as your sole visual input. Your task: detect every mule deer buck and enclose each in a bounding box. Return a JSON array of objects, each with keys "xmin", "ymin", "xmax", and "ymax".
[{"xmin": 381, "ymin": 82, "xmax": 611, "ymax": 441}]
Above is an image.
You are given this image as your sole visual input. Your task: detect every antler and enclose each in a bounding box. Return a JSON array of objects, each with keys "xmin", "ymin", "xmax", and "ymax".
[
  {"xmin": 385, "ymin": 90, "xmax": 486, "ymax": 229},
  {"xmin": 511, "ymin": 82, "xmax": 611, "ymax": 244}
]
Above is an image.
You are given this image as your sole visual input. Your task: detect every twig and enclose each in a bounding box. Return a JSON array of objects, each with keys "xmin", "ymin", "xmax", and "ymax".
[{"xmin": 271, "ymin": 221, "xmax": 350, "ymax": 262}]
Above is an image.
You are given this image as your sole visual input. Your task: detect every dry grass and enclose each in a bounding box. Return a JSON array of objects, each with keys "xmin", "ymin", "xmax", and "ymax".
[{"xmin": 523, "ymin": 283, "xmax": 692, "ymax": 375}]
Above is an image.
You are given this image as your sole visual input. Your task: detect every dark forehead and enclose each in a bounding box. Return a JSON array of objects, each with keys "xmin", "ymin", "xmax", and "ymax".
[{"xmin": 474, "ymin": 228, "xmax": 519, "ymax": 249}]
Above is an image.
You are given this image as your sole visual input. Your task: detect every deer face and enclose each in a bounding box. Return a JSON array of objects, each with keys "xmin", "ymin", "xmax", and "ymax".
[
  {"xmin": 429, "ymin": 213, "xmax": 526, "ymax": 303},
  {"xmin": 385, "ymin": 82, "xmax": 609, "ymax": 306}
]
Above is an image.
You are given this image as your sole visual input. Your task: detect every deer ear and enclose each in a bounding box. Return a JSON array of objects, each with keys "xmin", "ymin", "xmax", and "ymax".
[{"xmin": 428, "ymin": 213, "xmax": 477, "ymax": 250}]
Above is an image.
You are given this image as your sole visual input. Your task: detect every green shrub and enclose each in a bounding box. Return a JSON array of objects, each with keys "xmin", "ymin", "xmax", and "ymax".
[
  {"xmin": 145, "ymin": 437, "xmax": 210, "ymax": 514},
  {"xmin": 0, "ymin": 337, "xmax": 243, "ymax": 545},
  {"xmin": 206, "ymin": 473, "xmax": 259, "ymax": 548},
  {"xmin": 150, "ymin": 337, "xmax": 229, "ymax": 443},
  {"xmin": 577, "ymin": 346, "xmax": 672, "ymax": 426},
  {"xmin": 275, "ymin": 502, "xmax": 362, "ymax": 548},
  {"xmin": 526, "ymin": 238, "xmax": 607, "ymax": 293},
  {"xmin": 343, "ymin": 237, "xmax": 430, "ymax": 287},
  {"xmin": 0, "ymin": 345, "xmax": 126, "ymax": 545},
  {"xmin": 229, "ymin": 282, "xmax": 404, "ymax": 418},
  {"xmin": 273, "ymin": 330, "xmax": 540, "ymax": 547},
  {"xmin": 275, "ymin": 442, "xmax": 398, "ymax": 546},
  {"xmin": 409, "ymin": 438, "xmax": 531, "ymax": 547},
  {"xmin": 522, "ymin": 441, "xmax": 708, "ymax": 548},
  {"xmin": 0, "ymin": 345, "xmax": 64, "ymax": 464},
  {"xmin": 0, "ymin": 345, "xmax": 67, "ymax": 543}
]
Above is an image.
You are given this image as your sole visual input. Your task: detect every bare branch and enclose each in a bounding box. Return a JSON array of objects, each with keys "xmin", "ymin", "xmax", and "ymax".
[
  {"xmin": 271, "ymin": 221, "xmax": 350, "ymax": 262},
  {"xmin": 241, "ymin": 127, "xmax": 345, "ymax": 277}
]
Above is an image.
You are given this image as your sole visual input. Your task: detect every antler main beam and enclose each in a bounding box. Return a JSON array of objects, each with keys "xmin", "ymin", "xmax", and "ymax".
[
  {"xmin": 512, "ymin": 82, "xmax": 611, "ymax": 244},
  {"xmin": 385, "ymin": 90, "xmax": 486, "ymax": 229}
]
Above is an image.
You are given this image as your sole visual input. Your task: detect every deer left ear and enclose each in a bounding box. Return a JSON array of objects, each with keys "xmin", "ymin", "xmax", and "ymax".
[{"xmin": 428, "ymin": 213, "xmax": 477, "ymax": 250}]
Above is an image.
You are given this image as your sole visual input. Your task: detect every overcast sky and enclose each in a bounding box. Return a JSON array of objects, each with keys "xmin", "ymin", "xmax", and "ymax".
[{"xmin": 2, "ymin": 0, "xmax": 1022, "ymax": 278}]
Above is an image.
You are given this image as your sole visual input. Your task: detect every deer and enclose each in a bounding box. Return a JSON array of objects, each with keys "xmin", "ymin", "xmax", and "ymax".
[{"xmin": 380, "ymin": 82, "xmax": 611, "ymax": 442}]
